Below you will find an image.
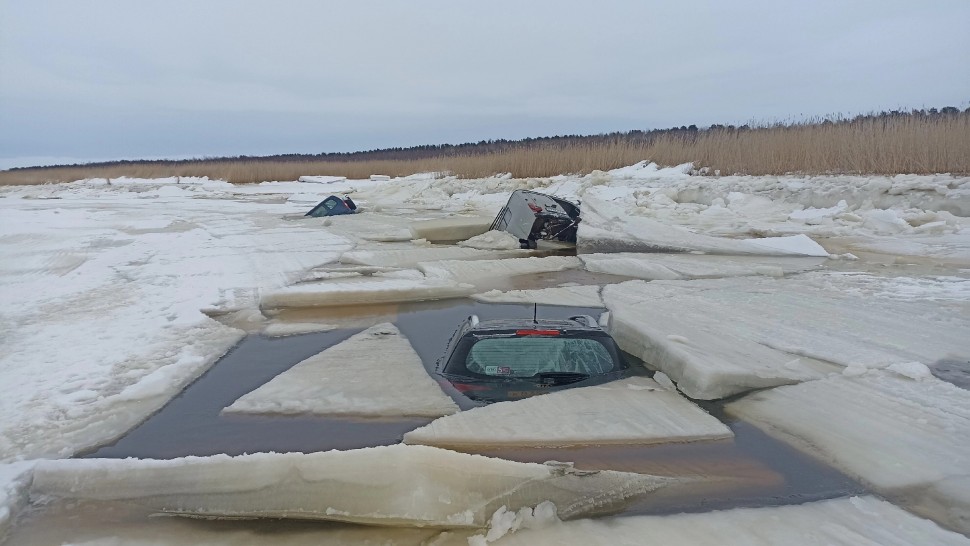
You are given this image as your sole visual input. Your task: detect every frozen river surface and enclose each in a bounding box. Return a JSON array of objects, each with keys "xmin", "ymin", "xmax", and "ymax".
[{"xmin": 1, "ymin": 165, "xmax": 968, "ymax": 543}]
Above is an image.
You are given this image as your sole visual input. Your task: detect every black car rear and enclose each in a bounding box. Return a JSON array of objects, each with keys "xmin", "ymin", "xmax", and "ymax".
[{"xmin": 436, "ymin": 316, "xmax": 631, "ymax": 404}]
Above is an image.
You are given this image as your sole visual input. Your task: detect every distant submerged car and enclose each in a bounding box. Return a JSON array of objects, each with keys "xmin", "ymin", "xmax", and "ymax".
[
  {"xmin": 305, "ymin": 195, "xmax": 358, "ymax": 217},
  {"xmin": 435, "ymin": 314, "xmax": 631, "ymax": 404},
  {"xmin": 490, "ymin": 190, "xmax": 580, "ymax": 249}
]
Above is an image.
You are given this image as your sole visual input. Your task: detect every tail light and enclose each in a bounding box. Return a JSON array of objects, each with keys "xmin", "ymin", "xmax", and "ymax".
[
  {"xmin": 448, "ymin": 382, "xmax": 490, "ymax": 393},
  {"xmin": 515, "ymin": 329, "xmax": 560, "ymax": 336}
]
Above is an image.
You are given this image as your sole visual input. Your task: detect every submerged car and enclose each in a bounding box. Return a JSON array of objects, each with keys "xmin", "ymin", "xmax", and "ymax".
[
  {"xmin": 435, "ymin": 314, "xmax": 632, "ymax": 404},
  {"xmin": 490, "ymin": 190, "xmax": 580, "ymax": 249},
  {"xmin": 305, "ymin": 195, "xmax": 358, "ymax": 217}
]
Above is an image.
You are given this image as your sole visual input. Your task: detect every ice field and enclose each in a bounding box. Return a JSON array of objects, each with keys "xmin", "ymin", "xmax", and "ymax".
[{"xmin": 1, "ymin": 164, "xmax": 968, "ymax": 542}]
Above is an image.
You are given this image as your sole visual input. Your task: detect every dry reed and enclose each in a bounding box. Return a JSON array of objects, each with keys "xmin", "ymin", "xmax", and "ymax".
[{"xmin": 2, "ymin": 112, "xmax": 967, "ymax": 186}]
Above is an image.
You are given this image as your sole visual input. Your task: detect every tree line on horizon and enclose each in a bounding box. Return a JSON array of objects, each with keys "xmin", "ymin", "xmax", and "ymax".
[{"xmin": 8, "ymin": 106, "xmax": 968, "ymax": 172}]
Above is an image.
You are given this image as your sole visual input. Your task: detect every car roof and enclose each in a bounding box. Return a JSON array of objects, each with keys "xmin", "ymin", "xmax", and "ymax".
[{"xmin": 466, "ymin": 316, "xmax": 603, "ymax": 334}]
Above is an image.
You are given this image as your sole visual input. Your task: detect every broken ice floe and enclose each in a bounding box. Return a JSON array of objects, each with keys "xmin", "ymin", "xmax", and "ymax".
[
  {"xmin": 580, "ymin": 253, "xmax": 825, "ymax": 281},
  {"xmin": 577, "ymin": 196, "xmax": 829, "ymax": 256},
  {"xmin": 439, "ymin": 496, "xmax": 970, "ymax": 545},
  {"xmin": 30, "ymin": 445, "xmax": 682, "ymax": 528},
  {"xmin": 0, "ymin": 462, "xmax": 34, "ymax": 540},
  {"xmin": 260, "ymin": 321, "xmax": 338, "ymax": 337},
  {"xmin": 224, "ymin": 324, "xmax": 458, "ymax": 417},
  {"xmin": 409, "ymin": 217, "xmax": 493, "ymax": 242},
  {"xmin": 403, "ymin": 377, "xmax": 732, "ymax": 448},
  {"xmin": 340, "ymin": 247, "xmax": 528, "ymax": 268},
  {"xmin": 260, "ymin": 277, "xmax": 475, "ymax": 309},
  {"xmin": 728, "ymin": 370, "xmax": 970, "ymax": 535},
  {"xmin": 471, "ymin": 285, "xmax": 604, "ymax": 307},
  {"xmin": 601, "ymin": 274, "xmax": 970, "ymax": 399},
  {"xmin": 458, "ymin": 230, "xmax": 523, "ymax": 250},
  {"xmin": 297, "ymin": 176, "xmax": 347, "ymax": 184},
  {"xmin": 420, "ymin": 256, "xmax": 582, "ymax": 282}
]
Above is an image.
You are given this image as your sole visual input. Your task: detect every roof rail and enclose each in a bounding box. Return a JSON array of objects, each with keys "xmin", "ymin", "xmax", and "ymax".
[{"xmin": 568, "ymin": 314, "xmax": 599, "ymax": 328}]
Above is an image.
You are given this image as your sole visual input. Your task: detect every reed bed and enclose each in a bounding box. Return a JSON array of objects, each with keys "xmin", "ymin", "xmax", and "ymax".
[{"xmin": 2, "ymin": 111, "xmax": 967, "ymax": 185}]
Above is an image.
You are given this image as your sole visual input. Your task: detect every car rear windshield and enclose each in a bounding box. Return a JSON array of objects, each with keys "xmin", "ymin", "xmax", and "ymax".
[{"xmin": 464, "ymin": 337, "xmax": 616, "ymax": 377}]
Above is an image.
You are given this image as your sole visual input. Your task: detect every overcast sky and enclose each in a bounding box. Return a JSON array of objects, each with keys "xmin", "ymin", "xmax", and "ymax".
[{"xmin": 1, "ymin": 0, "xmax": 968, "ymax": 168}]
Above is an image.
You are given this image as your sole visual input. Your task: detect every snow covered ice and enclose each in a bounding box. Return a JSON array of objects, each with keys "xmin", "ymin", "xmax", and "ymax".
[
  {"xmin": 472, "ymin": 285, "xmax": 604, "ymax": 307},
  {"xmin": 403, "ymin": 377, "xmax": 732, "ymax": 448},
  {"xmin": 419, "ymin": 256, "xmax": 582, "ymax": 282},
  {"xmin": 2, "ymin": 166, "xmax": 969, "ymax": 541},
  {"xmin": 339, "ymin": 246, "xmax": 528, "ymax": 268},
  {"xmin": 602, "ymin": 273, "xmax": 969, "ymax": 399},
  {"xmin": 581, "ymin": 253, "xmax": 826, "ymax": 280},
  {"xmin": 0, "ymin": 186, "xmax": 355, "ymax": 461},
  {"xmin": 29, "ymin": 445, "xmax": 683, "ymax": 528},
  {"xmin": 728, "ymin": 370, "xmax": 970, "ymax": 534},
  {"xmin": 224, "ymin": 323, "xmax": 459, "ymax": 417},
  {"xmin": 260, "ymin": 276, "xmax": 475, "ymax": 309},
  {"xmin": 439, "ymin": 496, "xmax": 970, "ymax": 545}
]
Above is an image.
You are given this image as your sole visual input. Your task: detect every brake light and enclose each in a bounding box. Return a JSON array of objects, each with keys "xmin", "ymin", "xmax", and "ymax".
[
  {"xmin": 515, "ymin": 329, "xmax": 560, "ymax": 336},
  {"xmin": 450, "ymin": 382, "xmax": 490, "ymax": 393}
]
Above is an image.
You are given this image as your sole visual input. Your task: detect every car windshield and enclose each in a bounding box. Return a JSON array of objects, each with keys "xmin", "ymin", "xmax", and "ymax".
[{"xmin": 465, "ymin": 337, "xmax": 615, "ymax": 377}]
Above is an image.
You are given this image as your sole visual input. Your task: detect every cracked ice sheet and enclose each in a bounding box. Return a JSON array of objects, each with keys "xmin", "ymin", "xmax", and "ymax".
[
  {"xmin": 436, "ymin": 496, "xmax": 970, "ymax": 546},
  {"xmin": 224, "ymin": 324, "xmax": 458, "ymax": 418},
  {"xmin": 260, "ymin": 276, "xmax": 475, "ymax": 308},
  {"xmin": 602, "ymin": 274, "xmax": 970, "ymax": 400},
  {"xmin": 404, "ymin": 377, "xmax": 732, "ymax": 448},
  {"xmin": 29, "ymin": 445, "xmax": 683, "ymax": 528},
  {"xmin": 0, "ymin": 196, "xmax": 353, "ymax": 461},
  {"xmin": 728, "ymin": 370, "xmax": 970, "ymax": 535},
  {"xmin": 420, "ymin": 256, "xmax": 582, "ymax": 281},
  {"xmin": 472, "ymin": 285, "xmax": 604, "ymax": 307},
  {"xmin": 577, "ymin": 196, "xmax": 829, "ymax": 256},
  {"xmin": 581, "ymin": 253, "xmax": 826, "ymax": 280},
  {"xmin": 340, "ymin": 246, "xmax": 529, "ymax": 268}
]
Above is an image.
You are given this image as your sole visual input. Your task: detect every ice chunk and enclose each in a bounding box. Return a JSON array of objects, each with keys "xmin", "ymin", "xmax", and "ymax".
[
  {"xmin": 420, "ymin": 256, "xmax": 582, "ymax": 281},
  {"xmin": 862, "ymin": 208, "xmax": 913, "ymax": 234},
  {"xmin": 340, "ymin": 247, "xmax": 527, "ymax": 268},
  {"xmin": 261, "ymin": 321, "xmax": 338, "ymax": 337},
  {"xmin": 887, "ymin": 361, "xmax": 933, "ymax": 381},
  {"xmin": 224, "ymin": 324, "xmax": 458, "ymax": 417},
  {"xmin": 581, "ymin": 253, "xmax": 825, "ymax": 280},
  {"xmin": 469, "ymin": 502, "xmax": 560, "ymax": 545},
  {"xmin": 410, "ymin": 217, "xmax": 493, "ymax": 242},
  {"xmin": 458, "ymin": 230, "xmax": 522, "ymax": 250},
  {"xmin": 471, "ymin": 285, "xmax": 603, "ymax": 307},
  {"xmin": 788, "ymin": 200, "xmax": 848, "ymax": 224},
  {"xmin": 298, "ymin": 175, "xmax": 347, "ymax": 184},
  {"xmin": 602, "ymin": 281, "xmax": 828, "ymax": 399},
  {"xmin": 739, "ymin": 234, "xmax": 829, "ymax": 257},
  {"xmin": 577, "ymin": 196, "xmax": 828, "ymax": 256},
  {"xmin": 728, "ymin": 371, "xmax": 970, "ymax": 534},
  {"xmin": 260, "ymin": 277, "xmax": 475, "ymax": 309},
  {"xmin": 404, "ymin": 378, "xmax": 732, "ymax": 448},
  {"xmin": 602, "ymin": 276, "xmax": 970, "ymax": 399},
  {"xmin": 441, "ymin": 496, "xmax": 970, "ymax": 545},
  {"xmin": 30, "ymin": 445, "xmax": 682, "ymax": 527},
  {"xmin": 0, "ymin": 462, "xmax": 34, "ymax": 540}
]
